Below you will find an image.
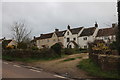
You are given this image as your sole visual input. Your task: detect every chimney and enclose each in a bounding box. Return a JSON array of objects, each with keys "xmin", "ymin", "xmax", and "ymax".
[
  {"xmin": 112, "ymin": 23, "xmax": 116, "ymax": 28},
  {"xmin": 40, "ymin": 34, "xmax": 43, "ymax": 36},
  {"xmin": 95, "ymin": 22, "xmax": 98, "ymax": 27},
  {"xmin": 55, "ymin": 29, "xmax": 59, "ymax": 32},
  {"xmin": 34, "ymin": 36, "xmax": 36, "ymax": 39},
  {"xmin": 67, "ymin": 25, "xmax": 70, "ymax": 29}
]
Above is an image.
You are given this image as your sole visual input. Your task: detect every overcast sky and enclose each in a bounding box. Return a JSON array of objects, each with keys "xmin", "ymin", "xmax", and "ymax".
[{"xmin": 2, "ymin": 2, "xmax": 118, "ymax": 39}]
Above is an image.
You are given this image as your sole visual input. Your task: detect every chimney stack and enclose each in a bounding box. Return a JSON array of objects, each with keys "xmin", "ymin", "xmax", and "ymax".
[
  {"xmin": 34, "ymin": 36, "xmax": 36, "ymax": 39},
  {"xmin": 95, "ymin": 22, "xmax": 98, "ymax": 27},
  {"xmin": 40, "ymin": 34, "xmax": 43, "ymax": 36},
  {"xmin": 67, "ymin": 25, "xmax": 70, "ymax": 29},
  {"xmin": 112, "ymin": 23, "xmax": 117, "ymax": 28},
  {"xmin": 55, "ymin": 29, "xmax": 59, "ymax": 32}
]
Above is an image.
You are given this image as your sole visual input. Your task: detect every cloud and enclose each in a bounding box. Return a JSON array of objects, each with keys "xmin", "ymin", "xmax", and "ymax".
[{"xmin": 2, "ymin": 2, "xmax": 118, "ymax": 39}]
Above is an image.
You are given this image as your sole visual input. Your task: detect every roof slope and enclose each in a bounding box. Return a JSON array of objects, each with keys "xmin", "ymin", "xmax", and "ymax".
[
  {"xmin": 69, "ymin": 27, "xmax": 83, "ymax": 34},
  {"xmin": 97, "ymin": 27, "xmax": 115, "ymax": 37},
  {"xmin": 37, "ymin": 30, "xmax": 66, "ymax": 39},
  {"xmin": 40, "ymin": 33, "xmax": 53, "ymax": 39},
  {"xmin": 79, "ymin": 27, "xmax": 96, "ymax": 37},
  {"xmin": 55, "ymin": 30, "xmax": 66, "ymax": 37}
]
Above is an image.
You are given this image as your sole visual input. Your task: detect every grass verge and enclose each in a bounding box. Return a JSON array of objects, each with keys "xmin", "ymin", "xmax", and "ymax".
[
  {"xmin": 62, "ymin": 57, "xmax": 82, "ymax": 62},
  {"xmin": 77, "ymin": 59, "xmax": 120, "ymax": 79}
]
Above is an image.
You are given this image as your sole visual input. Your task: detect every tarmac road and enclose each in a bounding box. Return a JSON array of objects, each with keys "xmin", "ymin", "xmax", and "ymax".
[{"xmin": 2, "ymin": 61, "xmax": 68, "ymax": 80}]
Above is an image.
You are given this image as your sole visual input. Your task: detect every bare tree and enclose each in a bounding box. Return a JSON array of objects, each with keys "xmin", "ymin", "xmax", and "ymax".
[{"xmin": 11, "ymin": 21, "xmax": 31, "ymax": 43}]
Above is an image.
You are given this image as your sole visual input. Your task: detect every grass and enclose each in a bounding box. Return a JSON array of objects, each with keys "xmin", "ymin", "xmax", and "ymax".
[
  {"xmin": 62, "ymin": 56, "xmax": 82, "ymax": 62},
  {"xmin": 77, "ymin": 59, "xmax": 120, "ymax": 79}
]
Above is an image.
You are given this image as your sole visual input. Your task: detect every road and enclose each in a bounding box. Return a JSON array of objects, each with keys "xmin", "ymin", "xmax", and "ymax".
[{"xmin": 2, "ymin": 61, "xmax": 69, "ymax": 80}]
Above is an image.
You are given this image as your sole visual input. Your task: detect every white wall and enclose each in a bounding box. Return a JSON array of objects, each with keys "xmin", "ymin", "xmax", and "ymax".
[
  {"xmin": 64, "ymin": 30, "xmax": 78, "ymax": 48},
  {"xmin": 78, "ymin": 27, "xmax": 98, "ymax": 48},
  {"xmin": 96, "ymin": 35, "xmax": 116, "ymax": 43}
]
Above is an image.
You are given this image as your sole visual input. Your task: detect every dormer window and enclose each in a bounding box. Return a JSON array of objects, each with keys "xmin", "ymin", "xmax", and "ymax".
[{"xmin": 67, "ymin": 32, "xmax": 69, "ymax": 35}]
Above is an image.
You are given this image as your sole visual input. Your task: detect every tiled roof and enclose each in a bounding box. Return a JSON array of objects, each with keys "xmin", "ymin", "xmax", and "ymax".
[
  {"xmin": 55, "ymin": 30, "xmax": 66, "ymax": 37},
  {"xmin": 39, "ymin": 33, "xmax": 53, "ymax": 39},
  {"xmin": 79, "ymin": 27, "xmax": 96, "ymax": 37},
  {"xmin": 2, "ymin": 40, "xmax": 12, "ymax": 45},
  {"xmin": 36, "ymin": 30, "xmax": 66, "ymax": 40},
  {"xmin": 69, "ymin": 27, "xmax": 83, "ymax": 34},
  {"xmin": 97, "ymin": 27, "xmax": 115, "ymax": 37}
]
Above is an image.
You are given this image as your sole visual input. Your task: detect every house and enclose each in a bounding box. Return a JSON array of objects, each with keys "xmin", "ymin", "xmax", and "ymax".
[
  {"xmin": 64, "ymin": 25, "xmax": 84, "ymax": 48},
  {"xmin": 2, "ymin": 39, "xmax": 17, "ymax": 49},
  {"xmin": 96, "ymin": 24, "xmax": 117, "ymax": 43},
  {"xmin": 78, "ymin": 23, "xmax": 99, "ymax": 48},
  {"xmin": 35, "ymin": 29, "xmax": 66, "ymax": 49}
]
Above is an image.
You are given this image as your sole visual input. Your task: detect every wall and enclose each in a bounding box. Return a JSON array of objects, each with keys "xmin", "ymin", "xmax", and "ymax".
[
  {"xmin": 64, "ymin": 30, "xmax": 78, "ymax": 48},
  {"xmin": 89, "ymin": 53, "xmax": 120, "ymax": 71},
  {"xmin": 36, "ymin": 33, "xmax": 64, "ymax": 49},
  {"xmin": 96, "ymin": 35, "xmax": 116, "ymax": 43}
]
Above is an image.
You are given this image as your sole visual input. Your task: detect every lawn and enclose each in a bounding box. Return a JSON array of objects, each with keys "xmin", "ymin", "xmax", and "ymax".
[{"xmin": 77, "ymin": 59, "xmax": 120, "ymax": 79}]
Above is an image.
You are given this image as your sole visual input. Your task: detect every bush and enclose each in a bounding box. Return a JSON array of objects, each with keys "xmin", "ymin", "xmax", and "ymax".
[
  {"xmin": 51, "ymin": 43, "xmax": 62, "ymax": 56},
  {"xmin": 109, "ymin": 41, "xmax": 117, "ymax": 50},
  {"xmin": 17, "ymin": 42, "xmax": 28, "ymax": 49},
  {"xmin": 62, "ymin": 48, "xmax": 75, "ymax": 55},
  {"xmin": 2, "ymin": 48, "xmax": 60, "ymax": 61},
  {"xmin": 31, "ymin": 46, "xmax": 39, "ymax": 50}
]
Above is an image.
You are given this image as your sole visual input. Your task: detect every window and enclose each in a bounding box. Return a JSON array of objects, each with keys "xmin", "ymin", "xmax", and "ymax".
[
  {"xmin": 67, "ymin": 32, "xmax": 69, "ymax": 35},
  {"xmin": 73, "ymin": 38, "xmax": 76, "ymax": 41},
  {"xmin": 67, "ymin": 38, "xmax": 70, "ymax": 42},
  {"xmin": 104, "ymin": 37, "xmax": 108, "ymax": 40},
  {"xmin": 83, "ymin": 37, "xmax": 87, "ymax": 40},
  {"xmin": 84, "ymin": 45, "xmax": 87, "ymax": 49}
]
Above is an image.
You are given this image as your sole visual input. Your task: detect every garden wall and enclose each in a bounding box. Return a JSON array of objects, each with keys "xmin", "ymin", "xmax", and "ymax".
[{"xmin": 89, "ymin": 53, "xmax": 120, "ymax": 71}]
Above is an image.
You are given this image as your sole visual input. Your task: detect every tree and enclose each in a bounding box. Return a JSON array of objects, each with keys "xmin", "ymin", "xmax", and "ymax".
[
  {"xmin": 51, "ymin": 43, "xmax": 62, "ymax": 57},
  {"xmin": 11, "ymin": 21, "xmax": 31, "ymax": 49}
]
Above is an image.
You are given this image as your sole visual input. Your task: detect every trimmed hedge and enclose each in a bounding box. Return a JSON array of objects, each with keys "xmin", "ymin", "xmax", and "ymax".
[{"xmin": 2, "ymin": 48, "xmax": 59, "ymax": 59}]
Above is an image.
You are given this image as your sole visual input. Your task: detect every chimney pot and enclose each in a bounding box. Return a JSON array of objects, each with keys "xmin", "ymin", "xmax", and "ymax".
[
  {"xmin": 112, "ymin": 23, "xmax": 116, "ymax": 28},
  {"xmin": 67, "ymin": 25, "xmax": 70, "ymax": 29},
  {"xmin": 55, "ymin": 29, "xmax": 59, "ymax": 32}
]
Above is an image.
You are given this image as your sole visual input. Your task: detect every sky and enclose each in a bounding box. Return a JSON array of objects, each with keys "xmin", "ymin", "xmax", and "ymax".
[{"xmin": 2, "ymin": 2, "xmax": 118, "ymax": 39}]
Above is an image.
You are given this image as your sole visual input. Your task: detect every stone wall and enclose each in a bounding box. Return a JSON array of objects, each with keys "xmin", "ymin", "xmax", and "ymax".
[{"xmin": 89, "ymin": 53, "xmax": 120, "ymax": 71}]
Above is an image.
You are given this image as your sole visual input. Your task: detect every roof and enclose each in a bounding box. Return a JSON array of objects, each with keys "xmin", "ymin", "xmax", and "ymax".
[
  {"xmin": 97, "ymin": 27, "xmax": 115, "ymax": 37},
  {"xmin": 34, "ymin": 30, "xmax": 66, "ymax": 40},
  {"xmin": 2, "ymin": 40, "xmax": 12, "ymax": 45},
  {"xmin": 55, "ymin": 30, "xmax": 66, "ymax": 37},
  {"xmin": 69, "ymin": 27, "xmax": 83, "ymax": 34},
  {"xmin": 39, "ymin": 33, "xmax": 53, "ymax": 39},
  {"xmin": 79, "ymin": 27, "xmax": 96, "ymax": 37}
]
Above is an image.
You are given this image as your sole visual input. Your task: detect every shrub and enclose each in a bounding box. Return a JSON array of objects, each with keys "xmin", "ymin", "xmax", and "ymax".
[
  {"xmin": 109, "ymin": 41, "xmax": 117, "ymax": 50},
  {"xmin": 63, "ymin": 48, "xmax": 75, "ymax": 55},
  {"xmin": 2, "ymin": 48, "xmax": 60, "ymax": 61},
  {"xmin": 6, "ymin": 45, "xmax": 15, "ymax": 49},
  {"xmin": 17, "ymin": 42, "xmax": 28, "ymax": 49},
  {"xmin": 31, "ymin": 46, "xmax": 39, "ymax": 50},
  {"xmin": 51, "ymin": 43, "xmax": 62, "ymax": 56}
]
